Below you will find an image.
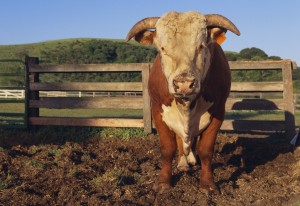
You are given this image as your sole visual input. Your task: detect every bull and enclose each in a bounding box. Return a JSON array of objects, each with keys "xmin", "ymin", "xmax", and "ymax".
[{"xmin": 126, "ymin": 11, "xmax": 240, "ymax": 194}]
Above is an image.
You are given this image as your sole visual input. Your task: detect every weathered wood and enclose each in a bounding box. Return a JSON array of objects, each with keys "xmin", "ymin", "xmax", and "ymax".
[
  {"xmin": 230, "ymin": 82, "xmax": 284, "ymax": 92},
  {"xmin": 221, "ymin": 120, "xmax": 286, "ymax": 131},
  {"xmin": 30, "ymin": 82, "xmax": 143, "ymax": 92},
  {"xmin": 225, "ymin": 98, "xmax": 284, "ymax": 111},
  {"xmin": 29, "ymin": 63, "xmax": 147, "ymax": 73},
  {"xmin": 142, "ymin": 64, "xmax": 152, "ymax": 133},
  {"xmin": 229, "ymin": 61, "xmax": 285, "ymax": 70},
  {"xmin": 282, "ymin": 61, "xmax": 296, "ymax": 138},
  {"xmin": 30, "ymin": 97, "xmax": 143, "ymax": 109},
  {"xmin": 29, "ymin": 117, "xmax": 144, "ymax": 127}
]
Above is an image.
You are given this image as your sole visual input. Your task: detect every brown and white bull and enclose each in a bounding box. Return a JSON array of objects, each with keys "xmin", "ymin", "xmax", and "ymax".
[{"xmin": 126, "ymin": 11, "xmax": 240, "ymax": 194}]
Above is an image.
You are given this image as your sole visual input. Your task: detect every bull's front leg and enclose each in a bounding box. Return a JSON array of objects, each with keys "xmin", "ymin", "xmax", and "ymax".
[
  {"xmin": 198, "ymin": 117, "xmax": 222, "ymax": 195},
  {"xmin": 152, "ymin": 111, "xmax": 176, "ymax": 194}
]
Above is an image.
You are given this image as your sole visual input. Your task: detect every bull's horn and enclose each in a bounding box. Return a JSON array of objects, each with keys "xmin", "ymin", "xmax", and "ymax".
[
  {"xmin": 125, "ymin": 17, "xmax": 159, "ymax": 42},
  {"xmin": 205, "ymin": 14, "xmax": 241, "ymax": 36}
]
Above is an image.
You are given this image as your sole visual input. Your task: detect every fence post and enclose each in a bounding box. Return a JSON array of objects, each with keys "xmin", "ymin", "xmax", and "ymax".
[
  {"xmin": 282, "ymin": 60, "xmax": 295, "ymax": 139},
  {"xmin": 142, "ymin": 63, "xmax": 152, "ymax": 133},
  {"xmin": 25, "ymin": 56, "xmax": 40, "ymax": 130}
]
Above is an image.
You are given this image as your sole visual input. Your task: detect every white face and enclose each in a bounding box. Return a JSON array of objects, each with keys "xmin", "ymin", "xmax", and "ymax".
[{"xmin": 154, "ymin": 11, "xmax": 212, "ymax": 97}]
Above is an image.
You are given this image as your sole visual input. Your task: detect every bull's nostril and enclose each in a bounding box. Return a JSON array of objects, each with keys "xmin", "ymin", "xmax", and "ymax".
[{"xmin": 189, "ymin": 80, "xmax": 196, "ymax": 89}]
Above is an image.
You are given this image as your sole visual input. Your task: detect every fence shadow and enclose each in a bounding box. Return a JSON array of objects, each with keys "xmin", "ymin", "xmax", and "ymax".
[
  {"xmin": 215, "ymin": 132, "xmax": 294, "ymax": 188},
  {"xmin": 215, "ymin": 97, "xmax": 296, "ymax": 186},
  {"xmin": 0, "ymin": 126, "xmax": 101, "ymax": 148}
]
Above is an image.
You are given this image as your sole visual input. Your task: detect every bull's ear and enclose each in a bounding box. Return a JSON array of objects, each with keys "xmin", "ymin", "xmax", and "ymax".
[
  {"xmin": 208, "ymin": 28, "xmax": 227, "ymax": 45},
  {"xmin": 134, "ymin": 30, "xmax": 156, "ymax": 45}
]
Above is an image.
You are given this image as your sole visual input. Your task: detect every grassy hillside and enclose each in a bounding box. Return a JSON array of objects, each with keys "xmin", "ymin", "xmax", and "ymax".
[{"xmin": 0, "ymin": 38, "xmax": 128, "ymax": 60}]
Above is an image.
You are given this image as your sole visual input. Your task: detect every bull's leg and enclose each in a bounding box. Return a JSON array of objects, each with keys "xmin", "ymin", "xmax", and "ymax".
[
  {"xmin": 152, "ymin": 112, "xmax": 176, "ymax": 194},
  {"xmin": 197, "ymin": 117, "xmax": 222, "ymax": 194}
]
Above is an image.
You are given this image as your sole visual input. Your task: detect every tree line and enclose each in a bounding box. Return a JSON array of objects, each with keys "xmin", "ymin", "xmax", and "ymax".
[{"xmin": 40, "ymin": 39, "xmax": 157, "ymax": 64}]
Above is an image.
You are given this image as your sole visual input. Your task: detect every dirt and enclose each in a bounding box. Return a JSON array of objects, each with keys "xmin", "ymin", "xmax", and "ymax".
[{"xmin": 0, "ymin": 132, "xmax": 300, "ymax": 206}]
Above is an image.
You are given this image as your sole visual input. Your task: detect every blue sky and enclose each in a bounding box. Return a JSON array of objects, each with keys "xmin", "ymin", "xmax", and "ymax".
[{"xmin": 1, "ymin": 0, "xmax": 299, "ymax": 64}]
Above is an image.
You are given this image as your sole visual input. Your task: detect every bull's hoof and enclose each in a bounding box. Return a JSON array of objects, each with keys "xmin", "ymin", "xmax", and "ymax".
[
  {"xmin": 200, "ymin": 182, "xmax": 220, "ymax": 196},
  {"xmin": 153, "ymin": 182, "xmax": 171, "ymax": 194}
]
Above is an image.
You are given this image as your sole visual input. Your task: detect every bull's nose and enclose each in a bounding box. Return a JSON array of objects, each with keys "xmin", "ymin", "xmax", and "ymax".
[{"xmin": 173, "ymin": 78, "xmax": 196, "ymax": 96}]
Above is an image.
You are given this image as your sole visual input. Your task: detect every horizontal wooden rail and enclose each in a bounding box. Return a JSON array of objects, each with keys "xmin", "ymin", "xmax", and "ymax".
[
  {"xmin": 29, "ymin": 63, "xmax": 147, "ymax": 73},
  {"xmin": 230, "ymin": 82, "xmax": 284, "ymax": 92},
  {"xmin": 29, "ymin": 82, "xmax": 143, "ymax": 92},
  {"xmin": 229, "ymin": 60, "xmax": 291, "ymax": 70}
]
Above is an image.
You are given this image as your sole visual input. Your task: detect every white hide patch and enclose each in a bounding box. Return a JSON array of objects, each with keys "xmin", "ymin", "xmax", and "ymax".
[
  {"xmin": 177, "ymin": 150, "xmax": 197, "ymax": 171},
  {"xmin": 161, "ymin": 97, "xmax": 213, "ymax": 156}
]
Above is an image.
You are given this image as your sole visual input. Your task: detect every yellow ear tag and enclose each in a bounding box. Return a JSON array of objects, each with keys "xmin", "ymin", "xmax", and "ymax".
[{"xmin": 215, "ymin": 32, "xmax": 227, "ymax": 45}]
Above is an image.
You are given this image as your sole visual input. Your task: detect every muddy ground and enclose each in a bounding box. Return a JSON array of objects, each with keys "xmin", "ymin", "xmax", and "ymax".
[{"xmin": 0, "ymin": 132, "xmax": 300, "ymax": 206}]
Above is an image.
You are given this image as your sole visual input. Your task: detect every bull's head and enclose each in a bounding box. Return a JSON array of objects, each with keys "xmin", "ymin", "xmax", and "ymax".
[{"xmin": 126, "ymin": 11, "xmax": 240, "ymax": 100}]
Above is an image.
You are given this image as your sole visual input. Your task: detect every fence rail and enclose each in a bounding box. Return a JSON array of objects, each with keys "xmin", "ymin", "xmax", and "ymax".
[{"xmin": 23, "ymin": 57, "xmax": 296, "ymax": 136}]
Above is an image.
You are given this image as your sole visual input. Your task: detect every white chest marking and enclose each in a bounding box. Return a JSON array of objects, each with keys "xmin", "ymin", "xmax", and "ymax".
[{"xmin": 161, "ymin": 97, "xmax": 213, "ymax": 155}]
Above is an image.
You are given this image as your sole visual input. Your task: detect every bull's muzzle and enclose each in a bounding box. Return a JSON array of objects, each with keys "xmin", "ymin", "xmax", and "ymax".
[{"xmin": 173, "ymin": 75, "xmax": 197, "ymax": 97}]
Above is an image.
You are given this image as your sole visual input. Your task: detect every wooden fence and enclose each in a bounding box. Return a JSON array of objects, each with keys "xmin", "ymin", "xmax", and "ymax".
[{"xmin": 25, "ymin": 57, "xmax": 296, "ymax": 137}]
